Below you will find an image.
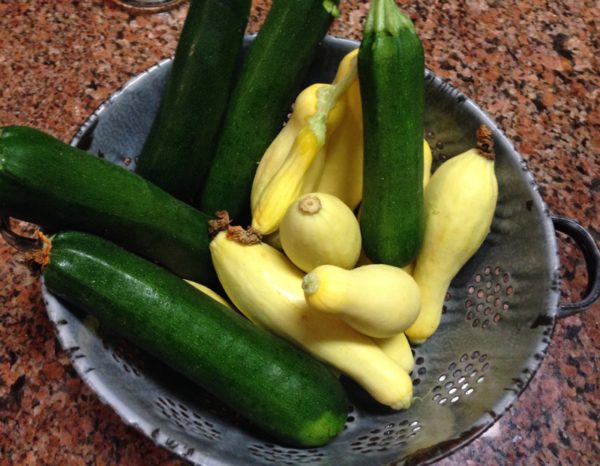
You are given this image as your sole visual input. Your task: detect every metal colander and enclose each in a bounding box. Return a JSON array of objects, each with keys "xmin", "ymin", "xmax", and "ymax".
[{"xmin": 41, "ymin": 36, "xmax": 600, "ymax": 466}]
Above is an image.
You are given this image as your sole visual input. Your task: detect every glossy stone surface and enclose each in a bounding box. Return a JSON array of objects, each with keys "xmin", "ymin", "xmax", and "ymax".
[{"xmin": 0, "ymin": 1, "xmax": 598, "ymax": 465}]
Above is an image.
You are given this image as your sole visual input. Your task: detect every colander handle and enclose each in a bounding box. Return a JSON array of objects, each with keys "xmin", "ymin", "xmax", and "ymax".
[{"xmin": 553, "ymin": 216, "xmax": 600, "ymax": 318}]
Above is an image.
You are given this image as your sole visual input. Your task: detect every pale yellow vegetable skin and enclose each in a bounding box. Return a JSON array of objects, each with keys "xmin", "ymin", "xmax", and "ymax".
[
  {"xmin": 316, "ymin": 108, "xmax": 363, "ymax": 210},
  {"xmin": 303, "ymin": 264, "xmax": 421, "ymax": 339},
  {"xmin": 423, "ymin": 139, "xmax": 432, "ymax": 187},
  {"xmin": 185, "ymin": 280, "xmax": 230, "ymax": 307},
  {"xmin": 251, "ymin": 60, "xmax": 357, "ymax": 235},
  {"xmin": 317, "ymin": 49, "xmax": 363, "ymax": 210},
  {"xmin": 356, "ymin": 249, "xmax": 414, "ymax": 274},
  {"xmin": 209, "ymin": 232, "xmax": 413, "ymax": 410},
  {"xmin": 279, "ymin": 192, "xmax": 361, "ymax": 272},
  {"xmin": 251, "ymin": 83, "xmax": 328, "ymax": 213},
  {"xmin": 251, "ymin": 104, "xmax": 346, "ymax": 235},
  {"xmin": 263, "ymin": 230, "xmax": 283, "ymax": 251},
  {"xmin": 405, "ymin": 125, "xmax": 498, "ymax": 344},
  {"xmin": 374, "ymin": 333, "xmax": 415, "ymax": 374},
  {"xmin": 300, "ymin": 147, "xmax": 326, "ymax": 195}
]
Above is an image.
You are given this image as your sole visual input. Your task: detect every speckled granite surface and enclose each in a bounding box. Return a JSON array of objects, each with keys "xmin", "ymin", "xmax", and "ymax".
[{"xmin": 1, "ymin": 0, "xmax": 598, "ymax": 465}]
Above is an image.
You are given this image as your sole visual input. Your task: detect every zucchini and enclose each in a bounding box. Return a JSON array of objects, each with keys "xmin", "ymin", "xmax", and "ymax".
[
  {"xmin": 358, "ymin": 0, "xmax": 425, "ymax": 266},
  {"xmin": 42, "ymin": 231, "xmax": 348, "ymax": 447},
  {"xmin": 197, "ymin": 0, "xmax": 340, "ymax": 223},
  {"xmin": 136, "ymin": 0, "xmax": 251, "ymax": 203},
  {"xmin": 0, "ymin": 125, "xmax": 215, "ymax": 285}
]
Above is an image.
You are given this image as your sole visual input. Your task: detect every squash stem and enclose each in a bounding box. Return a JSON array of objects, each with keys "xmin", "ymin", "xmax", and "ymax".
[
  {"xmin": 208, "ymin": 210, "xmax": 262, "ymax": 245},
  {"xmin": 308, "ymin": 58, "xmax": 357, "ymax": 146},
  {"xmin": 302, "ymin": 273, "xmax": 321, "ymax": 295},
  {"xmin": 299, "ymin": 195, "xmax": 322, "ymax": 215},
  {"xmin": 475, "ymin": 125, "xmax": 495, "ymax": 161},
  {"xmin": 208, "ymin": 210, "xmax": 233, "ymax": 236}
]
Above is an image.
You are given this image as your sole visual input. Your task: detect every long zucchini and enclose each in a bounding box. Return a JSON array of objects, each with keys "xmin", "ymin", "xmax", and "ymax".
[
  {"xmin": 136, "ymin": 0, "xmax": 251, "ymax": 203},
  {"xmin": 0, "ymin": 125, "xmax": 215, "ymax": 285},
  {"xmin": 358, "ymin": 0, "xmax": 425, "ymax": 266},
  {"xmin": 197, "ymin": 0, "xmax": 340, "ymax": 224},
  {"xmin": 41, "ymin": 231, "xmax": 348, "ymax": 447}
]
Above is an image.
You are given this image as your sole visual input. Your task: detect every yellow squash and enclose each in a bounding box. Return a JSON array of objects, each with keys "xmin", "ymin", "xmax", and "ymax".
[
  {"xmin": 356, "ymin": 247, "xmax": 414, "ymax": 275},
  {"xmin": 251, "ymin": 60, "xmax": 357, "ymax": 235},
  {"xmin": 302, "ymin": 264, "xmax": 421, "ymax": 338},
  {"xmin": 250, "ymin": 83, "xmax": 327, "ymax": 213},
  {"xmin": 263, "ymin": 230, "xmax": 283, "ymax": 251},
  {"xmin": 185, "ymin": 280, "xmax": 230, "ymax": 307},
  {"xmin": 316, "ymin": 49, "xmax": 363, "ymax": 210},
  {"xmin": 374, "ymin": 333, "xmax": 414, "ymax": 374},
  {"xmin": 279, "ymin": 192, "xmax": 361, "ymax": 272},
  {"xmin": 209, "ymin": 230, "xmax": 413, "ymax": 410},
  {"xmin": 405, "ymin": 125, "xmax": 498, "ymax": 344},
  {"xmin": 300, "ymin": 147, "xmax": 327, "ymax": 195},
  {"xmin": 423, "ymin": 139, "xmax": 432, "ymax": 187}
]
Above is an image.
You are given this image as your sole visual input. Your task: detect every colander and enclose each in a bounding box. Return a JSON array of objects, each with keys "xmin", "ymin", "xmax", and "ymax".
[{"xmin": 35, "ymin": 36, "xmax": 599, "ymax": 465}]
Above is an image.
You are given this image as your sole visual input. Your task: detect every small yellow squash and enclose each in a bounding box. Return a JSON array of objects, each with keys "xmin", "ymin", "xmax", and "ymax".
[
  {"xmin": 374, "ymin": 332, "xmax": 415, "ymax": 374},
  {"xmin": 317, "ymin": 49, "xmax": 363, "ymax": 210},
  {"xmin": 251, "ymin": 61, "xmax": 357, "ymax": 235},
  {"xmin": 209, "ymin": 229, "xmax": 413, "ymax": 410},
  {"xmin": 279, "ymin": 192, "xmax": 361, "ymax": 272},
  {"xmin": 302, "ymin": 264, "xmax": 421, "ymax": 338},
  {"xmin": 423, "ymin": 139, "xmax": 432, "ymax": 187},
  {"xmin": 185, "ymin": 280, "xmax": 230, "ymax": 308},
  {"xmin": 405, "ymin": 125, "xmax": 498, "ymax": 344},
  {"xmin": 251, "ymin": 83, "xmax": 328, "ymax": 213}
]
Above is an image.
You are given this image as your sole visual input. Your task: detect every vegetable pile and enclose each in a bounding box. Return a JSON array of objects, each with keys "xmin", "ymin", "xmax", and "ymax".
[{"xmin": 0, "ymin": 0, "xmax": 498, "ymax": 448}]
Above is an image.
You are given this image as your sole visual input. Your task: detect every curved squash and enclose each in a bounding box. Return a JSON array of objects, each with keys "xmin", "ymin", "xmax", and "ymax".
[
  {"xmin": 209, "ymin": 230, "xmax": 413, "ymax": 410},
  {"xmin": 406, "ymin": 125, "xmax": 498, "ymax": 344},
  {"xmin": 303, "ymin": 264, "xmax": 421, "ymax": 338}
]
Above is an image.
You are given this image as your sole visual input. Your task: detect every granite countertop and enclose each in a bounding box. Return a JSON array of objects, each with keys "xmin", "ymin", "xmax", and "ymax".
[{"xmin": 1, "ymin": 1, "xmax": 598, "ymax": 464}]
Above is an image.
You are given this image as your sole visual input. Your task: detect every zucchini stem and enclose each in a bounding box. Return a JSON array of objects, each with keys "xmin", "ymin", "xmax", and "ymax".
[
  {"xmin": 0, "ymin": 214, "xmax": 52, "ymax": 269},
  {"xmin": 0, "ymin": 214, "xmax": 44, "ymax": 253},
  {"xmin": 366, "ymin": 0, "xmax": 415, "ymax": 37},
  {"xmin": 322, "ymin": 0, "xmax": 341, "ymax": 17}
]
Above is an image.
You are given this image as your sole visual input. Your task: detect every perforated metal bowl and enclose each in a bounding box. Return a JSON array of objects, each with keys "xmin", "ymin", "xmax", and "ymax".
[{"xmin": 43, "ymin": 36, "xmax": 600, "ymax": 465}]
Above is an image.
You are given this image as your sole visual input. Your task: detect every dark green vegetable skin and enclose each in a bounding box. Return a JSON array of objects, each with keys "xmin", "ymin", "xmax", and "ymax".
[
  {"xmin": 358, "ymin": 0, "xmax": 425, "ymax": 266},
  {"xmin": 136, "ymin": 0, "xmax": 251, "ymax": 204},
  {"xmin": 43, "ymin": 231, "xmax": 348, "ymax": 447},
  {"xmin": 0, "ymin": 126, "xmax": 216, "ymax": 286},
  {"xmin": 198, "ymin": 0, "xmax": 340, "ymax": 224}
]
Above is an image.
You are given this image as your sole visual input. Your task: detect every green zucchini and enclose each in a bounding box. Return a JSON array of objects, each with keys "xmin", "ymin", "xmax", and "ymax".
[
  {"xmin": 136, "ymin": 0, "xmax": 251, "ymax": 203},
  {"xmin": 43, "ymin": 231, "xmax": 348, "ymax": 447},
  {"xmin": 197, "ymin": 0, "xmax": 340, "ymax": 224},
  {"xmin": 358, "ymin": 0, "xmax": 425, "ymax": 266},
  {"xmin": 0, "ymin": 125, "xmax": 215, "ymax": 285}
]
